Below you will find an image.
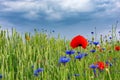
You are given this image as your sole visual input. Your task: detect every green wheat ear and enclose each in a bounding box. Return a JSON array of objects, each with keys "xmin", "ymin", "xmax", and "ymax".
[{"xmin": 0, "ymin": 27, "xmax": 119, "ymax": 80}]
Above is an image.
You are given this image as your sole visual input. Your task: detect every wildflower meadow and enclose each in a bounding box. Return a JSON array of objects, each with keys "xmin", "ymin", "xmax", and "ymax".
[{"xmin": 0, "ymin": 26, "xmax": 120, "ymax": 80}]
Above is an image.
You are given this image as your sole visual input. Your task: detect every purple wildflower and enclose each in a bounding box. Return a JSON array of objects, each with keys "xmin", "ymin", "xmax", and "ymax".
[
  {"xmin": 0, "ymin": 74, "xmax": 2, "ymax": 78},
  {"xmin": 90, "ymin": 64, "xmax": 98, "ymax": 69},
  {"xmin": 91, "ymin": 32, "xmax": 94, "ymax": 34},
  {"xmin": 59, "ymin": 56, "xmax": 70, "ymax": 65},
  {"xmin": 109, "ymin": 37, "xmax": 112, "ymax": 39},
  {"xmin": 34, "ymin": 68, "xmax": 43, "ymax": 76},
  {"xmin": 75, "ymin": 53, "xmax": 84, "ymax": 60},
  {"xmin": 93, "ymin": 42, "xmax": 99, "ymax": 46},
  {"xmin": 66, "ymin": 50, "xmax": 75, "ymax": 55},
  {"xmin": 118, "ymin": 31, "xmax": 120, "ymax": 34},
  {"xmin": 90, "ymin": 49, "xmax": 96, "ymax": 53}
]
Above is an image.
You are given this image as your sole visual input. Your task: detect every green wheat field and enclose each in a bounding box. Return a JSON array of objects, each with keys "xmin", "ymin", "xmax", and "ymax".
[{"xmin": 0, "ymin": 27, "xmax": 120, "ymax": 80}]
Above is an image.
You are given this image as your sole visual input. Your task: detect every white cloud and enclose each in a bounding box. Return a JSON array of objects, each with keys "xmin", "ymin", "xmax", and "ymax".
[
  {"xmin": 93, "ymin": 0, "xmax": 120, "ymax": 17},
  {"xmin": 45, "ymin": 12, "xmax": 62, "ymax": 20},
  {"xmin": 23, "ymin": 11, "xmax": 40, "ymax": 20},
  {"xmin": 0, "ymin": 0, "xmax": 120, "ymax": 20},
  {"xmin": 0, "ymin": 0, "xmax": 94, "ymax": 20},
  {"xmin": 56, "ymin": 0, "xmax": 94, "ymax": 12}
]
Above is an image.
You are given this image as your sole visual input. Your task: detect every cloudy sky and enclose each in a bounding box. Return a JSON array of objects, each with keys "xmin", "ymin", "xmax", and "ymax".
[{"xmin": 0, "ymin": 0, "xmax": 120, "ymax": 40}]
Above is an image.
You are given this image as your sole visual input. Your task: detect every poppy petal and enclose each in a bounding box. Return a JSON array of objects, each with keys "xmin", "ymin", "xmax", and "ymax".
[{"xmin": 70, "ymin": 35, "xmax": 88, "ymax": 49}]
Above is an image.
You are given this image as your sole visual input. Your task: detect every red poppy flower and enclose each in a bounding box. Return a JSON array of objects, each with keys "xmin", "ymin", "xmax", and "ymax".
[
  {"xmin": 96, "ymin": 61, "xmax": 105, "ymax": 70},
  {"xmin": 115, "ymin": 46, "xmax": 120, "ymax": 51},
  {"xmin": 70, "ymin": 35, "xmax": 88, "ymax": 49}
]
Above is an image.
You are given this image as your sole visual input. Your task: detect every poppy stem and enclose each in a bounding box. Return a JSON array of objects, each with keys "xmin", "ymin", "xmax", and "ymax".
[{"xmin": 79, "ymin": 47, "xmax": 82, "ymax": 53}]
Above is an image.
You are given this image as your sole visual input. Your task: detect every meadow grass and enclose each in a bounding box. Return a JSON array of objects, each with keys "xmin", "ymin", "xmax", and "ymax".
[{"xmin": 0, "ymin": 27, "xmax": 120, "ymax": 80}]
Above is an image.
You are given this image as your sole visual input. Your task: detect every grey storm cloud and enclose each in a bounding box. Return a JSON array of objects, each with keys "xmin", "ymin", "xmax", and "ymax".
[{"xmin": 0, "ymin": 0, "xmax": 120, "ymax": 20}]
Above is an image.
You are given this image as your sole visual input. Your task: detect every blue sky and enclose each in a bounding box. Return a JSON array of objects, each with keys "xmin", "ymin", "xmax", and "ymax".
[{"xmin": 0, "ymin": 0, "xmax": 120, "ymax": 40}]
